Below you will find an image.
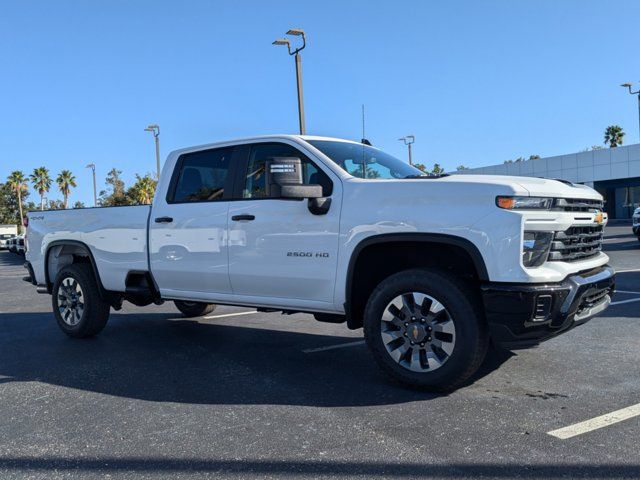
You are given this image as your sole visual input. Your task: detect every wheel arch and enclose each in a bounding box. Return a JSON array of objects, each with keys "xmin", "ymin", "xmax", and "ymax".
[
  {"xmin": 344, "ymin": 233, "xmax": 489, "ymax": 329},
  {"xmin": 44, "ymin": 240, "xmax": 108, "ymax": 299}
]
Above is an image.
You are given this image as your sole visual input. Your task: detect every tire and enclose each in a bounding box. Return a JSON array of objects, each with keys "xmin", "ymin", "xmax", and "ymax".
[
  {"xmin": 52, "ymin": 263, "xmax": 110, "ymax": 338},
  {"xmin": 363, "ymin": 268, "xmax": 488, "ymax": 392},
  {"xmin": 174, "ymin": 300, "xmax": 216, "ymax": 317}
]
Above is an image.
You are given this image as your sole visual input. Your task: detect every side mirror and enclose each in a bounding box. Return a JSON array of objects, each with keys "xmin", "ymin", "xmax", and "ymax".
[
  {"xmin": 266, "ymin": 157, "xmax": 331, "ymax": 215},
  {"xmin": 266, "ymin": 157, "xmax": 322, "ymax": 199}
]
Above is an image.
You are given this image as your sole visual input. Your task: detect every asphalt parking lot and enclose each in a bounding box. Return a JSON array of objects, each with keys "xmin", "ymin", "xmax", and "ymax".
[{"xmin": 0, "ymin": 225, "xmax": 638, "ymax": 479}]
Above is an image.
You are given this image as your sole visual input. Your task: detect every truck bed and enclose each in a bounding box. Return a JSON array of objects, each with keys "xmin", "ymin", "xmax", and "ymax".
[{"xmin": 27, "ymin": 205, "xmax": 151, "ymax": 292}]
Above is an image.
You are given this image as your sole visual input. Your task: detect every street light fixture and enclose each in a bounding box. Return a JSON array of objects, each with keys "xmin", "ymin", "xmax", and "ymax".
[
  {"xmin": 620, "ymin": 82, "xmax": 640, "ymax": 142},
  {"xmin": 144, "ymin": 124, "xmax": 161, "ymax": 179},
  {"xmin": 273, "ymin": 28, "xmax": 307, "ymax": 135},
  {"xmin": 398, "ymin": 135, "xmax": 416, "ymax": 165},
  {"xmin": 86, "ymin": 163, "xmax": 97, "ymax": 207}
]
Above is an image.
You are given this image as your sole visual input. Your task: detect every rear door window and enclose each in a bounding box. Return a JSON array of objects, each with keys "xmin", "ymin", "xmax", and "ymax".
[{"xmin": 169, "ymin": 147, "xmax": 235, "ymax": 203}]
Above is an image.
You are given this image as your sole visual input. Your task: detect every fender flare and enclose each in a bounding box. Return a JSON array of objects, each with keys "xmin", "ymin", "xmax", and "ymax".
[
  {"xmin": 344, "ymin": 233, "xmax": 489, "ymax": 329},
  {"xmin": 44, "ymin": 240, "xmax": 108, "ymax": 298}
]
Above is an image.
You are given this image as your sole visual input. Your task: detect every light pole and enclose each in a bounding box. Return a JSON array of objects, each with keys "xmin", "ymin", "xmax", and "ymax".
[
  {"xmin": 144, "ymin": 124, "xmax": 161, "ymax": 178},
  {"xmin": 86, "ymin": 163, "xmax": 97, "ymax": 207},
  {"xmin": 273, "ymin": 28, "xmax": 307, "ymax": 135},
  {"xmin": 621, "ymin": 83, "xmax": 640, "ymax": 142},
  {"xmin": 399, "ymin": 135, "xmax": 415, "ymax": 165}
]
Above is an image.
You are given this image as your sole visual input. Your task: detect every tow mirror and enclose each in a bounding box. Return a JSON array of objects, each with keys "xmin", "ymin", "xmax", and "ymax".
[
  {"xmin": 266, "ymin": 157, "xmax": 321, "ymax": 199},
  {"xmin": 265, "ymin": 157, "xmax": 331, "ymax": 215}
]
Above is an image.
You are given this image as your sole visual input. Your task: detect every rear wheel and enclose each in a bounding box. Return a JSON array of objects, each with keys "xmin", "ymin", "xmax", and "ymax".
[
  {"xmin": 363, "ymin": 268, "xmax": 488, "ymax": 391},
  {"xmin": 174, "ymin": 300, "xmax": 216, "ymax": 317},
  {"xmin": 52, "ymin": 263, "xmax": 110, "ymax": 338}
]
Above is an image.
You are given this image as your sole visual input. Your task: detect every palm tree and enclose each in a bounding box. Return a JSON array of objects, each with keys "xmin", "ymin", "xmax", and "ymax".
[
  {"xmin": 604, "ymin": 125, "xmax": 625, "ymax": 148},
  {"xmin": 129, "ymin": 174, "xmax": 157, "ymax": 205},
  {"xmin": 6, "ymin": 171, "xmax": 28, "ymax": 232},
  {"xmin": 56, "ymin": 170, "xmax": 77, "ymax": 209},
  {"xmin": 30, "ymin": 167, "xmax": 52, "ymax": 211}
]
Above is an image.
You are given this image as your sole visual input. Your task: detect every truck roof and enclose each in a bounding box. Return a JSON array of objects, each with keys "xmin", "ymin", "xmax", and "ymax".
[{"xmin": 168, "ymin": 135, "xmax": 361, "ymax": 158}]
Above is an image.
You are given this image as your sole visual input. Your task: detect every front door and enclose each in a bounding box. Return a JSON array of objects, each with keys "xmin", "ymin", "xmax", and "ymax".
[
  {"xmin": 149, "ymin": 146, "xmax": 238, "ymax": 297},
  {"xmin": 228, "ymin": 142, "xmax": 341, "ymax": 305}
]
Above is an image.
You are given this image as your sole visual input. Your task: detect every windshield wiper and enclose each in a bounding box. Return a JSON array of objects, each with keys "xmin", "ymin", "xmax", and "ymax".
[{"xmin": 404, "ymin": 174, "xmax": 450, "ymax": 179}]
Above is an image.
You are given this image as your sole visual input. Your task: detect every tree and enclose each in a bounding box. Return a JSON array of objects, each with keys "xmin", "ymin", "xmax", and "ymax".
[
  {"xmin": 47, "ymin": 199, "xmax": 65, "ymax": 210},
  {"xmin": 604, "ymin": 125, "xmax": 625, "ymax": 148},
  {"xmin": 456, "ymin": 165, "xmax": 469, "ymax": 171},
  {"xmin": 73, "ymin": 201, "xmax": 86, "ymax": 209},
  {"xmin": 528, "ymin": 155, "xmax": 540, "ymax": 161},
  {"xmin": 127, "ymin": 174, "xmax": 158, "ymax": 205},
  {"xmin": 29, "ymin": 167, "xmax": 52, "ymax": 211},
  {"xmin": 430, "ymin": 163, "xmax": 444, "ymax": 175},
  {"xmin": 99, "ymin": 168, "xmax": 129, "ymax": 206},
  {"xmin": 414, "ymin": 163, "xmax": 444, "ymax": 175},
  {"xmin": 56, "ymin": 170, "xmax": 77, "ymax": 209},
  {"xmin": 6, "ymin": 171, "xmax": 28, "ymax": 232}
]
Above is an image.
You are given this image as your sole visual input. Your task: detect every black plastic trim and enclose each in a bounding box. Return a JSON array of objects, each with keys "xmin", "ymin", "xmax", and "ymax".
[
  {"xmin": 344, "ymin": 233, "xmax": 489, "ymax": 329},
  {"xmin": 44, "ymin": 240, "xmax": 108, "ymax": 298}
]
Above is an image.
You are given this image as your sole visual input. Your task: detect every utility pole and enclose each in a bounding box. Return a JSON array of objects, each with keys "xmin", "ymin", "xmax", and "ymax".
[
  {"xmin": 273, "ymin": 29, "xmax": 307, "ymax": 135},
  {"xmin": 399, "ymin": 135, "xmax": 415, "ymax": 165},
  {"xmin": 145, "ymin": 124, "xmax": 161, "ymax": 178},
  {"xmin": 621, "ymin": 83, "xmax": 640, "ymax": 142},
  {"xmin": 86, "ymin": 163, "xmax": 97, "ymax": 207}
]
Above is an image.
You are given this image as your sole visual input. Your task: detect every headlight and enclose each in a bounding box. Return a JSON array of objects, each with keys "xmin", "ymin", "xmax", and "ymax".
[
  {"xmin": 522, "ymin": 231, "xmax": 552, "ymax": 267},
  {"xmin": 497, "ymin": 196, "xmax": 553, "ymax": 210}
]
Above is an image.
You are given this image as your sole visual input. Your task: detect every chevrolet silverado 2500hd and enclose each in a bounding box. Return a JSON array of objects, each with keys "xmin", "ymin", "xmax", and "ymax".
[{"xmin": 24, "ymin": 135, "xmax": 615, "ymax": 390}]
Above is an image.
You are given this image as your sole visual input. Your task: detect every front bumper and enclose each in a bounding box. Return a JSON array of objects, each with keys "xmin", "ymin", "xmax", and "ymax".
[{"xmin": 482, "ymin": 266, "xmax": 615, "ymax": 349}]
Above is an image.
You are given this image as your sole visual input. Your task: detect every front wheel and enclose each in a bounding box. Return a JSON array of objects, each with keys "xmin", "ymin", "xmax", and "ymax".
[
  {"xmin": 174, "ymin": 300, "xmax": 216, "ymax": 318},
  {"xmin": 363, "ymin": 268, "xmax": 488, "ymax": 391}
]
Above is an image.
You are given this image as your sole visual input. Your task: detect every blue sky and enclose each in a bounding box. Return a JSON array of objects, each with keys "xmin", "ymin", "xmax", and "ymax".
[{"xmin": 2, "ymin": 0, "xmax": 640, "ymax": 206}]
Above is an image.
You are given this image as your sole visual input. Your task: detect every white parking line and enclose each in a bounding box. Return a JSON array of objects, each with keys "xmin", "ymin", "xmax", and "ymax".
[
  {"xmin": 303, "ymin": 340, "xmax": 365, "ymax": 353},
  {"xmin": 548, "ymin": 403, "xmax": 640, "ymax": 440},
  {"xmin": 615, "ymin": 290, "xmax": 640, "ymax": 295},
  {"xmin": 611, "ymin": 297, "xmax": 640, "ymax": 306},
  {"xmin": 203, "ymin": 311, "xmax": 258, "ymax": 320},
  {"xmin": 614, "ymin": 268, "xmax": 640, "ymax": 273}
]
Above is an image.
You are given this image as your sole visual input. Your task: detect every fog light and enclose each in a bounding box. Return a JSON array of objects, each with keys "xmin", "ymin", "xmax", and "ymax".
[{"xmin": 523, "ymin": 231, "xmax": 553, "ymax": 267}]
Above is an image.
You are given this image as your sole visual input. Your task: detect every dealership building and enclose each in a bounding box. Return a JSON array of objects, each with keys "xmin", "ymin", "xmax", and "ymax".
[{"xmin": 458, "ymin": 143, "xmax": 640, "ymax": 219}]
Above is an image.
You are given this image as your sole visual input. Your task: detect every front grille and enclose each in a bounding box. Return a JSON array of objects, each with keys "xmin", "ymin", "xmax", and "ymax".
[
  {"xmin": 554, "ymin": 198, "xmax": 604, "ymax": 212},
  {"xmin": 548, "ymin": 225, "xmax": 604, "ymax": 262}
]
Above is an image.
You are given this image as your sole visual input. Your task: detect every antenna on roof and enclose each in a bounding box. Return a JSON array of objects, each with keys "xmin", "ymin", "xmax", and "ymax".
[{"xmin": 361, "ymin": 104, "xmax": 372, "ymax": 145}]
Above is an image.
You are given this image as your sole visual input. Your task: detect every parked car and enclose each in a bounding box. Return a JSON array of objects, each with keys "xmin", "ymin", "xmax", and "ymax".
[
  {"xmin": 633, "ymin": 207, "xmax": 640, "ymax": 239},
  {"xmin": 15, "ymin": 235, "xmax": 26, "ymax": 256},
  {"xmin": 0, "ymin": 224, "xmax": 18, "ymax": 250},
  {"xmin": 7, "ymin": 236, "xmax": 17, "ymax": 253},
  {"xmin": 24, "ymin": 135, "xmax": 615, "ymax": 391}
]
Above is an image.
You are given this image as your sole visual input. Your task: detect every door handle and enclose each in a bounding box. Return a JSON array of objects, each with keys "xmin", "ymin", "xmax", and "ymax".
[
  {"xmin": 154, "ymin": 216, "xmax": 174, "ymax": 223},
  {"xmin": 231, "ymin": 214, "xmax": 255, "ymax": 221}
]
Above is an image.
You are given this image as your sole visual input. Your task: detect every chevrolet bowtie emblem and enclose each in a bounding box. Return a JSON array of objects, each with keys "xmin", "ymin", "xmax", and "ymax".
[{"xmin": 594, "ymin": 212, "xmax": 604, "ymax": 225}]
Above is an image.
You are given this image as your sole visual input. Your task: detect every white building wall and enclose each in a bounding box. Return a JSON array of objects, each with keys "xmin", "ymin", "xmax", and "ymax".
[{"xmin": 458, "ymin": 143, "xmax": 640, "ymax": 184}]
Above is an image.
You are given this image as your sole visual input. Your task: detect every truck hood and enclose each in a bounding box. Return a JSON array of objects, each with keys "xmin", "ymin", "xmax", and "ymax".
[{"xmin": 442, "ymin": 174, "xmax": 602, "ymax": 200}]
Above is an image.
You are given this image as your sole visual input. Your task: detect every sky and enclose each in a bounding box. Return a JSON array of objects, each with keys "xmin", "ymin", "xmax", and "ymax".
[{"xmin": 1, "ymin": 0, "xmax": 640, "ymax": 206}]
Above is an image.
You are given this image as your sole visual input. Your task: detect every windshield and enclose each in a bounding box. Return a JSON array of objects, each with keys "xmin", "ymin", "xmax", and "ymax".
[{"xmin": 307, "ymin": 140, "xmax": 424, "ymax": 179}]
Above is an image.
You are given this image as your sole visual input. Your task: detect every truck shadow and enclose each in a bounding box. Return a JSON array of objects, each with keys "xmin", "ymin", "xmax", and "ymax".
[{"xmin": 0, "ymin": 312, "xmax": 512, "ymax": 407}]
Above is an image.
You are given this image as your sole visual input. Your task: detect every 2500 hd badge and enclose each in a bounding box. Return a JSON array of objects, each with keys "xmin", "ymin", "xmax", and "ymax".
[{"xmin": 287, "ymin": 251, "xmax": 330, "ymax": 258}]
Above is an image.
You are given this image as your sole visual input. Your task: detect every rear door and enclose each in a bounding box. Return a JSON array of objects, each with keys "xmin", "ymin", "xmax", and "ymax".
[
  {"xmin": 227, "ymin": 141, "xmax": 342, "ymax": 305},
  {"xmin": 149, "ymin": 146, "xmax": 239, "ymax": 297}
]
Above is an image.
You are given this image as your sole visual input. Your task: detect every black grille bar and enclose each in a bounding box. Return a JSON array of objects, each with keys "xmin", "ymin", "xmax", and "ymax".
[
  {"xmin": 553, "ymin": 198, "xmax": 604, "ymax": 212},
  {"xmin": 548, "ymin": 225, "xmax": 604, "ymax": 262}
]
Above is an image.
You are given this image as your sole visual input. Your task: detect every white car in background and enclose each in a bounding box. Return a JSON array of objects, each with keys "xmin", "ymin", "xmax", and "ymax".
[
  {"xmin": 16, "ymin": 235, "xmax": 26, "ymax": 255},
  {"xmin": 633, "ymin": 208, "xmax": 640, "ymax": 239}
]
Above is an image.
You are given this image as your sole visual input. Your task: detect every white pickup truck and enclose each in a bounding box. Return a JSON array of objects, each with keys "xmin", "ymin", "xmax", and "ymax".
[{"xmin": 24, "ymin": 135, "xmax": 615, "ymax": 390}]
